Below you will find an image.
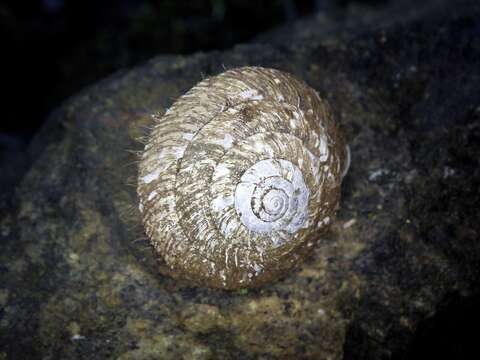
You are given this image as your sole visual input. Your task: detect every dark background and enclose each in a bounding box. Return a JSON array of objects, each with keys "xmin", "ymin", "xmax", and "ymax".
[
  {"xmin": 0, "ymin": 0, "xmax": 388, "ymax": 143},
  {"xmin": 0, "ymin": 0, "xmax": 390, "ymax": 190},
  {"xmin": 1, "ymin": 0, "xmax": 477, "ymax": 358}
]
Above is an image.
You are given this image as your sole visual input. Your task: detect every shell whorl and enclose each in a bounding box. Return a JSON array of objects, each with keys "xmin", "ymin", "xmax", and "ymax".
[{"xmin": 137, "ymin": 66, "xmax": 348, "ymax": 289}]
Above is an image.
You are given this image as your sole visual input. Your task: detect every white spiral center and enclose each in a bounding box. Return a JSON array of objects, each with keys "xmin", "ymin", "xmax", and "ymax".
[
  {"xmin": 251, "ymin": 178, "xmax": 291, "ymax": 222},
  {"xmin": 263, "ymin": 189, "xmax": 287, "ymax": 216},
  {"xmin": 234, "ymin": 159, "xmax": 310, "ymax": 234}
]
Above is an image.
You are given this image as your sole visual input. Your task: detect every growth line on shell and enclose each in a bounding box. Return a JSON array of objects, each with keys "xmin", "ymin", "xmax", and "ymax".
[{"xmin": 137, "ymin": 66, "xmax": 349, "ymax": 289}]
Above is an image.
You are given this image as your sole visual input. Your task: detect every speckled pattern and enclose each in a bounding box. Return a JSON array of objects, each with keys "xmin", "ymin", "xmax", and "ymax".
[
  {"xmin": 1, "ymin": 1, "xmax": 480, "ymax": 359},
  {"xmin": 137, "ymin": 67, "xmax": 347, "ymax": 289}
]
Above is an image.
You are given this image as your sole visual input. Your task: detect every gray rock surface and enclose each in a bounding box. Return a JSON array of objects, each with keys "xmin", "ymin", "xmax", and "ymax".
[{"xmin": 1, "ymin": 0, "xmax": 479, "ymax": 359}]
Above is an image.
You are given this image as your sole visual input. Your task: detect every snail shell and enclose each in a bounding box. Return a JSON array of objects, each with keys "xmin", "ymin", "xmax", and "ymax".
[{"xmin": 137, "ymin": 66, "xmax": 348, "ymax": 289}]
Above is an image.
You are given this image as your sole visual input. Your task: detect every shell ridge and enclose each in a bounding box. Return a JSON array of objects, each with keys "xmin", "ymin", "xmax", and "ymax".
[{"xmin": 137, "ymin": 66, "xmax": 348, "ymax": 288}]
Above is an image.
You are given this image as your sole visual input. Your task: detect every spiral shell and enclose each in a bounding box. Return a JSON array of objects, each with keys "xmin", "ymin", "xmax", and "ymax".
[{"xmin": 137, "ymin": 66, "xmax": 348, "ymax": 289}]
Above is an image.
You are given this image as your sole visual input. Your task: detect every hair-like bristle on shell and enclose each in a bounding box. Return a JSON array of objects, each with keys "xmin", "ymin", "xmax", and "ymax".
[{"xmin": 137, "ymin": 66, "xmax": 347, "ymax": 289}]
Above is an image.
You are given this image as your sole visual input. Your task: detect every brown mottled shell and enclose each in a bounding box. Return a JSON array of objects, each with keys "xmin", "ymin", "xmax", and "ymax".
[{"xmin": 137, "ymin": 66, "xmax": 348, "ymax": 289}]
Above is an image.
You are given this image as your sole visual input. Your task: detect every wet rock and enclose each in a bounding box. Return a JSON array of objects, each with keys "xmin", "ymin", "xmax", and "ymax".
[{"xmin": 1, "ymin": 0, "xmax": 479, "ymax": 359}]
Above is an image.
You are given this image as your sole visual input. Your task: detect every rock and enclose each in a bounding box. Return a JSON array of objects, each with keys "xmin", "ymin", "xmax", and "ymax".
[{"xmin": 1, "ymin": 0, "xmax": 479, "ymax": 359}]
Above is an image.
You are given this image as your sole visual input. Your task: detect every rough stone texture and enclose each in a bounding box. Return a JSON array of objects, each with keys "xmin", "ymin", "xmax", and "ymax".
[{"xmin": 1, "ymin": 0, "xmax": 479, "ymax": 359}]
